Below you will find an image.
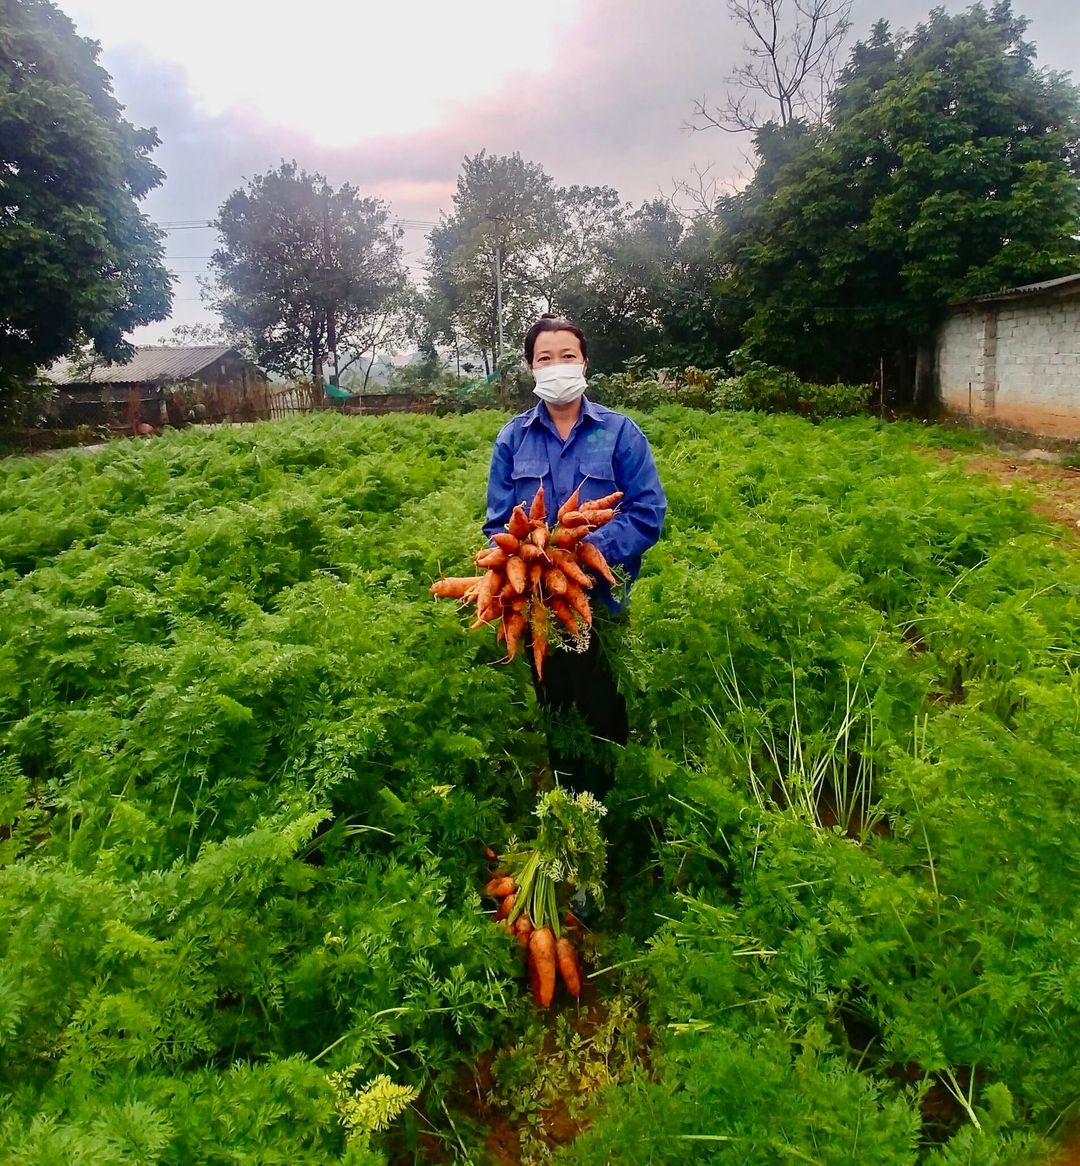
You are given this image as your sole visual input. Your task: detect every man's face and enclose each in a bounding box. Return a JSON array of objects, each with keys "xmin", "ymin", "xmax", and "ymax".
[{"xmin": 531, "ymin": 330, "xmax": 586, "ymax": 373}]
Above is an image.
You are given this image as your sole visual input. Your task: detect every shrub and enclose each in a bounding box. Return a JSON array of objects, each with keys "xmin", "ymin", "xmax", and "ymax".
[{"xmin": 589, "ymin": 356, "xmax": 870, "ymax": 421}]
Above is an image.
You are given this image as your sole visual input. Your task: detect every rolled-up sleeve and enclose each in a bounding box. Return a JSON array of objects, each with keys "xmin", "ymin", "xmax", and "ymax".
[{"xmin": 585, "ymin": 421, "xmax": 666, "ymax": 569}]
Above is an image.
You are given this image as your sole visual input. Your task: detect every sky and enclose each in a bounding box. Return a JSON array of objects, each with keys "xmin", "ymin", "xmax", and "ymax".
[{"xmin": 54, "ymin": 0, "xmax": 1080, "ymax": 343}]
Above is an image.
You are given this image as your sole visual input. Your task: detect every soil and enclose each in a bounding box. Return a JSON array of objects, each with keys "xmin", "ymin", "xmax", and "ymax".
[
  {"xmin": 929, "ymin": 446, "xmax": 1080, "ymax": 540},
  {"xmin": 415, "ymin": 970, "xmax": 649, "ymax": 1166},
  {"xmin": 1050, "ymin": 1134, "xmax": 1080, "ymax": 1166}
]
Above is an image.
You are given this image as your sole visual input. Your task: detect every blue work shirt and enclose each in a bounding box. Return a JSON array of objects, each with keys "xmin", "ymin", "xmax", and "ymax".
[{"xmin": 483, "ymin": 396, "xmax": 666, "ymax": 610}]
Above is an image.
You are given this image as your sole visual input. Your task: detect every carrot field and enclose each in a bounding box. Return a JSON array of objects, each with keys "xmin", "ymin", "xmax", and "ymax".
[{"xmin": 2, "ymin": 409, "xmax": 1080, "ymax": 1164}]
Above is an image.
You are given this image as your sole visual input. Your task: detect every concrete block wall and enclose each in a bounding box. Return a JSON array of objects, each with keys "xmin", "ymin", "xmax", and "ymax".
[{"xmin": 937, "ymin": 291, "xmax": 1080, "ymax": 436}]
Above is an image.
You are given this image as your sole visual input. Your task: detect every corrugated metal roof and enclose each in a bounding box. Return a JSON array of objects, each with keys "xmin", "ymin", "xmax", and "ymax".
[
  {"xmin": 44, "ymin": 345, "xmax": 240, "ymax": 386},
  {"xmin": 967, "ymin": 273, "xmax": 1080, "ymax": 304}
]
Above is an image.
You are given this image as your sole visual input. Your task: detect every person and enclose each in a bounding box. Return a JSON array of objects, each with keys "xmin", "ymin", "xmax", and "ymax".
[{"xmin": 483, "ymin": 314, "xmax": 667, "ymax": 802}]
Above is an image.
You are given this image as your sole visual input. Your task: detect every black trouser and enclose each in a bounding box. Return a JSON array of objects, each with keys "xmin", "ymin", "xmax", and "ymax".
[{"xmin": 527, "ymin": 617, "xmax": 629, "ymax": 800}]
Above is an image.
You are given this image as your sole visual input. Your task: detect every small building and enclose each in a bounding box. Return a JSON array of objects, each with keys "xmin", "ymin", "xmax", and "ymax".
[
  {"xmin": 935, "ymin": 274, "xmax": 1080, "ymax": 437},
  {"xmin": 43, "ymin": 345, "xmax": 271, "ymax": 429}
]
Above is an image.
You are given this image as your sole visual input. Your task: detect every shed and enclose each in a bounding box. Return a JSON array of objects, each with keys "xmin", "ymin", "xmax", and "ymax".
[
  {"xmin": 43, "ymin": 346, "xmax": 271, "ymax": 428},
  {"xmin": 934, "ymin": 274, "xmax": 1080, "ymax": 437}
]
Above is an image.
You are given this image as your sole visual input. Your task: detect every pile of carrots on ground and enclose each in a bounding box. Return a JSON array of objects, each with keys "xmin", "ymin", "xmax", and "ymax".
[
  {"xmin": 430, "ymin": 483, "xmax": 622, "ymax": 679},
  {"xmin": 483, "ymin": 858, "xmax": 583, "ymax": 1006},
  {"xmin": 478, "ymin": 789, "xmax": 606, "ymax": 1007}
]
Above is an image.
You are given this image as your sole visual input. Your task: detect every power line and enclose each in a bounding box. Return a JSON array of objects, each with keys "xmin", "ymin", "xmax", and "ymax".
[{"xmin": 157, "ymin": 217, "xmax": 438, "ymax": 231}]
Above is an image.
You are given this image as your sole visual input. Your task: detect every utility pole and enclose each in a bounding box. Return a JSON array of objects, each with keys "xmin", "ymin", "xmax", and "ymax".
[
  {"xmin": 322, "ymin": 189, "xmax": 339, "ymax": 388},
  {"xmin": 494, "ymin": 240, "xmax": 505, "ymax": 362}
]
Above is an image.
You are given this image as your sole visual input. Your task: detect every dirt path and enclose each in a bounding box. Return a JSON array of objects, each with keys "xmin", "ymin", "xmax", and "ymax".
[{"xmin": 929, "ymin": 445, "xmax": 1080, "ymax": 540}]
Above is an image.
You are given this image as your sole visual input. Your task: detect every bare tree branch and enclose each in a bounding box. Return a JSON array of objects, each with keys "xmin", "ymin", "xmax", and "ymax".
[
  {"xmin": 663, "ymin": 163, "xmax": 741, "ymax": 221},
  {"xmin": 693, "ymin": 0, "xmax": 853, "ymax": 133}
]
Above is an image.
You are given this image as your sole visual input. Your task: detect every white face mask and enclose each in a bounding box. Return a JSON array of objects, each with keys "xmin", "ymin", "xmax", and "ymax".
[{"xmin": 533, "ymin": 363, "xmax": 587, "ymax": 405}]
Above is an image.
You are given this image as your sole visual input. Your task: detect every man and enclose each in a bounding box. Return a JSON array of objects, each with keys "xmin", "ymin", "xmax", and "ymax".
[{"xmin": 483, "ymin": 314, "xmax": 667, "ymax": 801}]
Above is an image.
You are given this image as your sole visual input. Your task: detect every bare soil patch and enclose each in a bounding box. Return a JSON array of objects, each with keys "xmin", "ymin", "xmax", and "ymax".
[{"xmin": 929, "ymin": 446, "xmax": 1080, "ymax": 540}]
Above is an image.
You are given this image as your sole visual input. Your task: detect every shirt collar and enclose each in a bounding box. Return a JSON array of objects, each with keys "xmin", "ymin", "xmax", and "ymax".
[{"xmin": 521, "ymin": 395, "xmax": 605, "ymax": 430}]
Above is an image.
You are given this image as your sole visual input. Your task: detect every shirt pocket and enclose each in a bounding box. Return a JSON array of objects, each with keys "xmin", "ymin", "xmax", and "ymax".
[
  {"xmin": 510, "ymin": 456, "xmax": 548, "ymax": 505},
  {"xmin": 510, "ymin": 455, "xmax": 547, "ymax": 482},
  {"xmin": 577, "ymin": 451, "xmax": 617, "ymax": 500}
]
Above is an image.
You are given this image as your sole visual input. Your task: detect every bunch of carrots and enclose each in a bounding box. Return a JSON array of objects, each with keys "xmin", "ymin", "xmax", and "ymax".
[
  {"xmin": 480, "ymin": 789, "xmax": 606, "ymax": 1007},
  {"xmin": 430, "ymin": 483, "xmax": 622, "ymax": 680},
  {"xmin": 484, "ymin": 866, "xmax": 583, "ymax": 1006}
]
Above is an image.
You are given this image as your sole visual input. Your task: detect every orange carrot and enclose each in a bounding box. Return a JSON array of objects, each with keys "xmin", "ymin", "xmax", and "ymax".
[
  {"xmin": 508, "ymin": 506, "xmax": 531, "ymax": 537},
  {"xmin": 505, "ymin": 611, "xmax": 527, "ymax": 659},
  {"xmin": 549, "ymin": 548, "xmax": 593, "ymax": 588},
  {"xmin": 555, "ymin": 935, "xmax": 582, "ymax": 998},
  {"xmin": 495, "ymin": 892, "xmax": 515, "ymax": 921},
  {"xmin": 529, "ymin": 928, "xmax": 557, "ymax": 1006},
  {"xmin": 492, "ymin": 532, "xmax": 520, "ymax": 553},
  {"xmin": 550, "ymin": 598, "xmax": 582, "ymax": 639},
  {"xmin": 543, "ymin": 567, "xmax": 569, "ymax": 596},
  {"xmin": 469, "ymin": 606, "xmax": 500, "ymax": 630},
  {"xmin": 476, "ymin": 569, "xmax": 502, "ymax": 605},
  {"xmin": 529, "ymin": 483, "xmax": 547, "ymax": 522},
  {"xmin": 430, "ymin": 577, "xmax": 478, "ymax": 599},
  {"xmin": 564, "ymin": 584, "xmax": 593, "ymax": 627},
  {"xmin": 484, "ymin": 846, "xmax": 499, "ymax": 862},
  {"xmin": 529, "ymin": 526, "xmax": 549, "ymax": 550},
  {"xmin": 580, "ymin": 507, "xmax": 616, "ymax": 525},
  {"xmin": 556, "ymin": 486, "xmax": 582, "ymax": 524},
  {"xmin": 563, "ymin": 911, "xmax": 584, "ymax": 935},
  {"xmin": 484, "ymin": 875, "xmax": 515, "ymax": 898},
  {"xmin": 559, "ymin": 511, "xmax": 591, "ymax": 528},
  {"xmin": 576, "ymin": 541, "xmax": 617, "ymax": 585},
  {"xmin": 506, "ymin": 556, "xmax": 527, "ymax": 594},
  {"xmin": 552, "ymin": 525, "xmax": 589, "ymax": 549},
  {"xmin": 514, "ymin": 913, "xmax": 534, "ymax": 948},
  {"xmin": 531, "ymin": 603, "xmax": 549, "ymax": 681},
  {"xmin": 583, "ymin": 490, "xmax": 623, "ymax": 511},
  {"xmin": 527, "ymin": 947, "xmax": 541, "ymax": 1001},
  {"xmin": 520, "ymin": 541, "xmax": 544, "ymax": 563},
  {"xmin": 528, "ymin": 561, "xmax": 544, "ymax": 592},
  {"xmin": 475, "ymin": 547, "xmax": 507, "ymax": 569}
]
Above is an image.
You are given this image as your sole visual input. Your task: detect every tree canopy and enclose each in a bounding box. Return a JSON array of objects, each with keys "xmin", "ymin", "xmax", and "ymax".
[
  {"xmin": 209, "ymin": 162, "xmax": 405, "ymax": 386},
  {"xmin": 423, "ymin": 152, "xmax": 734, "ymax": 374},
  {"xmin": 717, "ymin": 1, "xmax": 1080, "ymax": 390},
  {"xmin": 0, "ymin": 0, "xmax": 172, "ymax": 415}
]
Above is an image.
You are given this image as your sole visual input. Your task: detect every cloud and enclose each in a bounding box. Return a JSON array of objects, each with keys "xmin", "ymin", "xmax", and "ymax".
[{"xmin": 79, "ymin": 0, "xmax": 1079, "ymax": 338}]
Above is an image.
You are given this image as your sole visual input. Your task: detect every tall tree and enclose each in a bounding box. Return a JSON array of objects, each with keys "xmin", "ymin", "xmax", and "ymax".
[
  {"xmin": 510, "ymin": 184, "xmax": 625, "ymax": 314},
  {"xmin": 719, "ymin": 2, "xmax": 1080, "ymax": 393},
  {"xmin": 694, "ymin": 0, "xmax": 853, "ymax": 132},
  {"xmin": 424, "ymin": 152, "xmax": 556, "ymax": 370},
  {"xmin": 209, "ymin": 162, "xmax": 404, "ymax": 388},
  {"xmin": 0, "ymin": 0, "xmax": 172, "ymax": 416},
  {"xmin": 558, "ymin": 200, "xmax": 684, "ymax": 370}
]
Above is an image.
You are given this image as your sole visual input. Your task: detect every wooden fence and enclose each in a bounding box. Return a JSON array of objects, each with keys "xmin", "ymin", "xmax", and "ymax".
[{"xmin": 265, "ymin": 388, "xmax": 434, "ymax": 421}]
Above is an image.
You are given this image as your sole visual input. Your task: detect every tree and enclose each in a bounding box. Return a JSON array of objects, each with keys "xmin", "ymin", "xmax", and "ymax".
[
  {"xmin": 0, "ymin": 0, "xmax": 172, "ymax": 417},
  {"xmin": 718, "ymin": 1, "xmax": 1080, "ymax": 394},
  {"xmin": 208, "ymin": 162, "xmax": 404, "ymax": 388},
  {"xmin": 510, "ymin": 184, "xmax": 625, "ymax": 313},
  {"xmin": 157, "ymin": 322, "xmax": 234, "ymax": 347},
  {"xmin": 424, "ymin": 152, "xmax": 555, "ymax": 370},
  {"xmin": 338, "ymin": 285, "xmax": 419, "ymax": 393},
  {"xmin": 694, "ymin": 0, "xmax": 853, "ymax": 132},
  {"xmin": 557, "ymin": 200, "xmax": 682, "ymax": 370},
  {"xmin": 553, "ymin": 199, "xmax": 743, "ymax": 372}
]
